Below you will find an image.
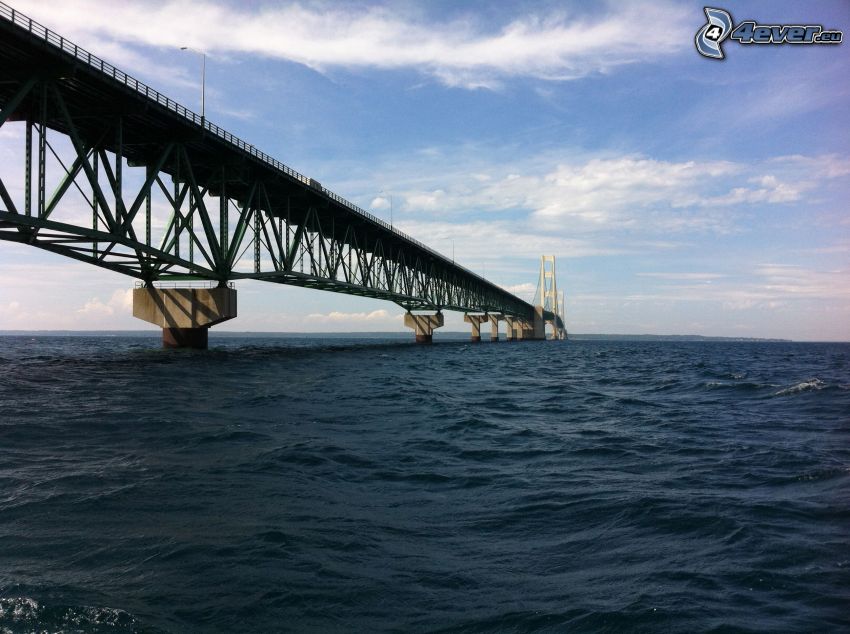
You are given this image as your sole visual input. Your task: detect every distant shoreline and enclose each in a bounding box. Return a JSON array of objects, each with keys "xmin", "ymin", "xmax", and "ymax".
[
  {"xmin": 567, "ymin": 333, "xmax": 793, "ymax": 342},
  {"xmin": 0, "ymin": 330, "xmax": 799, "ymax": 342}
]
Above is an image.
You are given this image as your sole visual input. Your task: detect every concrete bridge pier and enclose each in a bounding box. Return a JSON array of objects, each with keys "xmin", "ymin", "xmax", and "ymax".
[
  {"xmin": 505, "ymin": 317, "xmax": 543, "ymax": 341},
  {"xmin": 162, "ymin": 327, "xmax": 209, "ymax": 348},
  {"xmin": 533, "ymin": 305, "xmax": 546, "ymax": 340},
  {"xmin": 505, "ymin": 317, "xmax": 519, "ymax": 341},
  {"xmin": 404, "ymin": 311, "xmax": 444, "ymax": 344},
  {"xmin": 132, "ymin": 286, "xmax": 237, "ymax": 349},
  {"xmin": 488, "ymin": 314, "xmax": 504, "ymax": 341},
  {"xmin": 463, "ymin": 313, "xmax": 489, "ymax": 342}
]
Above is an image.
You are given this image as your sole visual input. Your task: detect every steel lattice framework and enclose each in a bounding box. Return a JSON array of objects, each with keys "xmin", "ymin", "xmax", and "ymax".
[{"xmin": 0, "ymin": 3, "xmax": 535, "ymax": 319}]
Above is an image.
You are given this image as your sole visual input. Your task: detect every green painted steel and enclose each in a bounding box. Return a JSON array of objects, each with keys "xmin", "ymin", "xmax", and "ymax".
[{"xmin": 0, "ymin": 2, "xmax": 536, "ymax": 320}]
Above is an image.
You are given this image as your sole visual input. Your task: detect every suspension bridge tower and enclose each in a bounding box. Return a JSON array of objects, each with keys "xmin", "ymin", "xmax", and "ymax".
[{"xmin": 534, "ymin": 255, "xmax": 568, "ymax": 340}]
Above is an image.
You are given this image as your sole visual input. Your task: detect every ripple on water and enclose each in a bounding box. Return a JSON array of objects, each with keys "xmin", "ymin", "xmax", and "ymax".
[{"xmin": 0, "ymin": 336, "xmax": 847, "ymax": 631}]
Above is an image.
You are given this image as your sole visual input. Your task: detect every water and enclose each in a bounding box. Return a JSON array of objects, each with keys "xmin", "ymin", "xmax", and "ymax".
[{"xmin": 0, "ymin": 335, "xmax": 848, "ymax": 632}]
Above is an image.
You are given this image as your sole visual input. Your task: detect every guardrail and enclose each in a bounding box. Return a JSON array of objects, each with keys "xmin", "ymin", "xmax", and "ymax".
[{"xmin": 0, "ymin": 1, "xmax": 527, "ymax": 304}]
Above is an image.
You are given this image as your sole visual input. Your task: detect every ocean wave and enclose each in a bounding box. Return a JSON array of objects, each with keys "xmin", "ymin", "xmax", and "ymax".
[
  {"xmin": 0, "ymin": 597, "xmax": 138, "ymax": 632},
  {"xmin": 775, "ymin": 466, "xmax": 850, "ymax": 484},
  {"xmin": 2, "ymin": 336, "xmax": 848, "ymax": 632},
  {"xmin": 773, "ymin": 378, "xmax": 826, "ymax": 397},
  {"xmin": 196, "ymin": 429, "xmax": 272, "ymax": 444},
  {"xmin": 704, "ymin": 381, "xmax": 772, "ymax": 391}
]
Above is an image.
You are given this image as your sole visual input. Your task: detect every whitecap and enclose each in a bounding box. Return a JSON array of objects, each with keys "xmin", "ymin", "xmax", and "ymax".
[
  {"xmin": 0, "ymin": 597, "xmax": 135, "ymax": 628},
  {"xmin": 0, "ymin": 597, "xmax": 39, "ymax": 621},
  {"xmin": 773, "ymin": 378, "xmax": 826, "ymax": 397}
]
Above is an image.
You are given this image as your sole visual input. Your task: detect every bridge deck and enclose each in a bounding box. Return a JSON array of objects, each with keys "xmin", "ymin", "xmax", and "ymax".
[{"xmin": 0, "ymin": 2, "xmax": 535, "ymax": 319}]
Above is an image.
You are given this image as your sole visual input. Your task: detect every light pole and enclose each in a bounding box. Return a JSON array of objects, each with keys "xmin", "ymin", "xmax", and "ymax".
[
  {"xmin": 378, "ymin": 190, "xmax": 393, "ymax": 228},
  {"xmin": 180, "ymin": 46, "xmax": 206, "ymax": 120}
]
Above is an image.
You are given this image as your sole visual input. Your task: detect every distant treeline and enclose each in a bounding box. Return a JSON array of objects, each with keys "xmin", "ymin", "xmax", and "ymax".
[{"xmin": 567, "ymin": 334, "xmax": 792, "ymax": 342}]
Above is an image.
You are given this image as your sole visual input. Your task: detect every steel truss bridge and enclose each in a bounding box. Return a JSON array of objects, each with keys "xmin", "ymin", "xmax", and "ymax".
[{"xmin": 0, "ymin": 3, "xmax": 565, "ymax": 341}]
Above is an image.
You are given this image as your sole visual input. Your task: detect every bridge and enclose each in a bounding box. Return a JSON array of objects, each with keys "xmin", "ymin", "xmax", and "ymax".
[{"xmin": 0, "ymin": 2, "xmax": 566, "ymax": 347}]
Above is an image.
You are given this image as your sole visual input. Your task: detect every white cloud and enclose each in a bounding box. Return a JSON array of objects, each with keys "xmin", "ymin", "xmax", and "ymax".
[
  {"xmin": 623, "ymin": 265, "xmax": 850, "ymax": 308},
  {"xmin": 800, "ymin": 240, "xmax": 850, "ymax": 255},
  {"xmin": 77, "ymin": 289, "xmax": 134, "ymax": 316},
  {"xmin": 406, "ymin": 190, "xmax": 448, "ymax": 211},
  {"xmin": 753, "ymin": 264, "xmax": 850, "ymax": 299},
  {"xmin": 12, "ymin": 0, "xmax": 691, "ymax": 89},
  {"xmin": 770, "ymin": 154, "xmax": 850, "ymax": 180},
  {"xmin": 501, "ymin": 282, "xmax": 536, "ymax": 301},
  {"xmin": 0, "ymin": 300, "xmax": 22, "ymax": 318},
  {"xmin": 524, "ymin": 156, "xmax": 818, "ymax": 226},
  {"xmin": 396, "ymin": 219, "xmax": 623, "ymax": 266},
  {"xmin": 370, "ymin": 196, "xmax": 391, "ymax": 210},
  {"xmin": 637, "ymin": 272, "xmax": 725, "ymax": 281},
  {"xmin": 305, "ymin": 308, "xmax": 398, "ymax": 324},
  {"xmin": 76, "ymin": 38, "xmax": 197, "ymax": 92},
  {"xmin": 531, "ymin": 157, "xmax": 729, "ymax": 222},
  {"xmin": 343, "ymin": 150, "xmax": 841, "ymax": 239},
  {"xmin": 77, "ymin": 298, "xmax": 113, "ymax": 317},
  {"xmin": 0, "ymin": 299, "xmax": 52, "ymax": 329},
  {"xmin": 0, "ymin": 126, "xmax": 22, "ymax": 141}
]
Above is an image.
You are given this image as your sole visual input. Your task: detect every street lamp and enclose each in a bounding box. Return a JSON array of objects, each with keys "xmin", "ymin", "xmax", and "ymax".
[
  {"xmin": 180, "ymin": 46, "xmax": 206, "ymax": 120},
  {"xmin": 378, "ymin": 190, "xmax": 393, "ymax": 228}
]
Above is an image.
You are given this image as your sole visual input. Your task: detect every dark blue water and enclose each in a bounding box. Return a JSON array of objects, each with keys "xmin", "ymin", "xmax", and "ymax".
[{"xmin": 0, "ymin": 335, "xmax": 847, "ymax": 632}]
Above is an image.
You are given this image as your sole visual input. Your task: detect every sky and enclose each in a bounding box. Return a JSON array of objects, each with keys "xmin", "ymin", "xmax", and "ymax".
[{"xmin": 0, "ymin": 0, "xmax": 848, "ymax": 340}]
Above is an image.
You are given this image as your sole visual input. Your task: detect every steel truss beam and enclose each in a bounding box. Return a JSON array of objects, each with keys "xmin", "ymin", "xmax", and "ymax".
[{"xmin": 0, "ymin": 73, "xmax": 533, "ymax": 319}]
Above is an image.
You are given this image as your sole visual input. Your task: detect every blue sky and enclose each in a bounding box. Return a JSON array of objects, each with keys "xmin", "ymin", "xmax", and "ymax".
[{"xmin": 0, "ymin": 0, "xmax": 848, "ymax": 339}]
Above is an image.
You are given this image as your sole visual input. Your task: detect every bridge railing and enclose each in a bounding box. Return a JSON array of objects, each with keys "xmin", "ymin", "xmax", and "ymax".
[{"xmin": 0, "ymin": 1, "xmax": 522, "ymax": 304}]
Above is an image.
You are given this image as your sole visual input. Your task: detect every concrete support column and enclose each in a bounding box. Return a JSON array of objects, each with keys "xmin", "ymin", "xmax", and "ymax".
[
  {"xmin": 404, "ymin": 311, "xmax": 444, "ymax": 344},
  {"xmin": 505, "ymin": 317, "xmax": 538, "ymax": 341},
  {"xmin": 505, "ymin": 317, "xmax": 519, "ymax": 341},
  {"xmin": 488, "ymin": 314, "xmax": 504, "ymax": 342},
  {"xmin": 544, "ymin": 318, "xmax": 567, "ymax": 340},
  {"xmin": 162, "ymin": 327, "xmax": 209, "ymax": 349},
  {"xmin": 132, "ymin": 286, "xmax": 237, "ymax": 349},
  {"xmin": 533, "ymin": 305, "xmax": 546, "ymax": 340},
  {"xmin": 463, "ymin": 313, "xmax": 489, "ymax": 342}
]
